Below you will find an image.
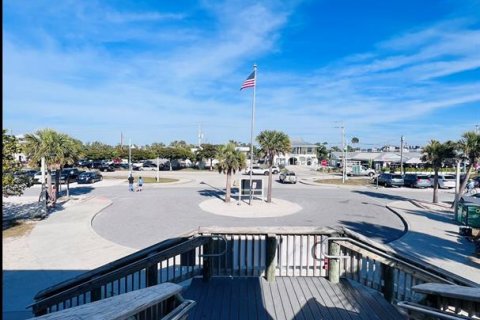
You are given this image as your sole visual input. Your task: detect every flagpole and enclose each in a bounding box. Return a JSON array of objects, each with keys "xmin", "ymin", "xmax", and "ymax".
[{"xmin": 249, "ymin": 64, "xmax": 257, "ymax": 205}]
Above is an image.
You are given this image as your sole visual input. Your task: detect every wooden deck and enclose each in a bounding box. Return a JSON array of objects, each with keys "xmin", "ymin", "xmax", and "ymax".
[{"xmin": 183, "ymin": 277, "xmax": 405, "ymax": 320}]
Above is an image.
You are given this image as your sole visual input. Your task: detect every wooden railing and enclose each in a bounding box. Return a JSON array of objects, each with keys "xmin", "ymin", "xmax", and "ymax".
[
  {"xmin": 31, "ymin": 234, "xmax": 209, "ymax": 316},
  {"xmin": 30, "ymin": 226, "xmax": 479, "ymax": 319}
]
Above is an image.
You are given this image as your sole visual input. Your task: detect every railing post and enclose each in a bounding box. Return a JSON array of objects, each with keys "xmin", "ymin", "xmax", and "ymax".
[
  {"xmin": 265, "ymin": 234, "xmax": 277, "ymax": 282},
  {"xmin": 382, "ymin": 264, "xmax": 395, "ymax": 303},
  {"xmin": 328, "ymin": 237, "xmax": 340, "ymax": 284},
  {"xmin": 33, "ymin": 304, "xmax": 47, "ymax": 317},
  {"xmin": 147, "ymin": 263, "xmax": 158, "ymax": 287},
  {"xmin": 202, "ymin": 237, "xmax": 213, "ymax": 282},
  {"xmin": 91, "ymin": 287, "xmax": 102, "ymax": 302}
]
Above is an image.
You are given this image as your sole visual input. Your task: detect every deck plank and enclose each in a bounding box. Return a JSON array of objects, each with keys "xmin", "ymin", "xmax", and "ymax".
[
  {"xmin": 337, "ymin": 279, "xmax": 383, "ymax": 320},
  {"xmin": 348, "ymin": 279, "xmax": 405, "ymax": 320},
  {"xmin": 311, "ymin": 276, "xmax": 347, "ymax": 320},
  {"xmin": 322, "ymin": 277, "xmax": 362, "ymax": 320},
  {"xmin": 183, "ymin": 277, "xmax": 403, "ymax": 320},
  {"xmin": 297, "ymin": 277, "xmax": 330, "ymax": 319},
  {"xmin": 260, "ymin": 279, "xmax": 277, "ymax": 320}
]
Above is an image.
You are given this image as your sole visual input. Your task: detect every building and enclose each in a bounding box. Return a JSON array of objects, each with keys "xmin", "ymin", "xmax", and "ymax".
[{"xmin": 274, "ymin": 139, "xmax": 319, "ymax": 167}]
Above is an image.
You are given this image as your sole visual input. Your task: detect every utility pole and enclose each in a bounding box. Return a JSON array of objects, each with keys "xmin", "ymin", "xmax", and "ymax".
[
  {"xmin": 128, "ymin": 138, "xmax": 132, "ymax": 175},
  {"xmin": 335, "ymin": 122, "xmax": 346, "ymax": 183},
  {"xmin": 198, "ymin": 123, "xmax": 204, "ymax": 148},
  {"xmin": 400, "ymin": 135, "xmax": 404, "ymax": 175}
]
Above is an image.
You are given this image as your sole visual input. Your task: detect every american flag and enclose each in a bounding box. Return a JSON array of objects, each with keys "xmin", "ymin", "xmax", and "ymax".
[{"xmin": 240, "ymin": 71, "xmax": 255, "ymax": 90}]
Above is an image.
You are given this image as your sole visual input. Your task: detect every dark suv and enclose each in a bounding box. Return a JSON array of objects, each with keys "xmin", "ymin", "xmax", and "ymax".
[
  {"xmin": 98, "ymin": 164, "xmax": 115, "ymax": 172},
  {"xmin": 60, "ymin": 168, "xmax": 83, "ymax": 183},
  {"xmin": 403, "ymin": 174, "xmax": 431, "ymax": 188}
]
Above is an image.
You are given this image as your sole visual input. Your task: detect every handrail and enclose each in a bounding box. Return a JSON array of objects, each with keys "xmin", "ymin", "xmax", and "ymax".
[
  {"xmin": 313, "ymin": 236, "xmax": 456, "ymax": 285},
  {"xmin": 29, "ymin": 236, "xmax": 210, "ymax": 310},
  {"xmin": 198, "ymin": 235, "xmax": 228, "ymax": 258},
  {"xmin": 34, "ymin": 235, "xmax": 196, "ymax": 300},
  {"xmin": 397, "ymin": 301, "xmax": 471, "ymax": 320}
]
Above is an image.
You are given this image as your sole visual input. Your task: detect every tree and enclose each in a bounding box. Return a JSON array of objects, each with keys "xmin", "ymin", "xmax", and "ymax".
[
  {"xmin": 83, "ymin": 141, "xmax": 114, "ymax": 160},
  {"xmin": 456, "ymin": 131, "xmax": 480, "ymax": 195},
  {"xmin": 23, "ymin": 129, "xmax": 83, "ymax": 200},
  {"xmin": 2, "ymin": 130, "xmax": 31, "ymax": 197},
  {"xmin": 315, "ymin": 143, "xmax": 329, "ymax": 161},
  {"xmin": 157, "ymin": 147, "xmax": 194, "ymax": 171},
  {"xmin": 256, "ymin": 130, "xmax": 291, "ymax": 203},
  {"xmin": 169, "ymin": 140, "xmax": 190, "ymax": 148},
  {"xmin": 216, "ymin": 143, "xmax": 246, "ymax": 202},
  {"xmin": 330, "ymin": 146, "xmax": 341, "ymax": 152},
  {"xmin": 351, "ymin": 137, "xmax": 359, "ymax": 151},
  {"xmin": 421, "ymin": 140, "xmax": 456, "ymax": 203},
  {"xmin": 197, "ymin": 144, "xmax": 218, "ymax": 170}
]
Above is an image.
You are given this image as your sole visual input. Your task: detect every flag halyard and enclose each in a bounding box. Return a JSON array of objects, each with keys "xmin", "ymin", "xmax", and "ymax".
[{"xmin": 240, "ymin": 71, "xmax": 256, "ymax": 90}]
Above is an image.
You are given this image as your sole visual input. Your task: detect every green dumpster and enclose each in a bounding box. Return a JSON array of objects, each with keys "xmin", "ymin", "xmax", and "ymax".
[{"xmin": 457, "ymin": 203, "xmax": 480, "ymax": 228}]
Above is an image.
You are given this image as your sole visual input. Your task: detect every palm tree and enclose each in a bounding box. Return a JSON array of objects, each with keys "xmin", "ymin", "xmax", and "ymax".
[
  {"xmin": 216, "ymin": 143, "xmax": 246, "ymax": 203},
  {"xmin": 456, "ymin": 131, "xmax": 480, "ymax": 195},
  {"xmin": 256, "ymin": 130, "xmax": 291, "ymax": 203},
  {"xmin": 351, "ymin": 137, "xmax": 359, "ymax": 151},
  {"xmin": 421, "ymin": 140, "xmax": 456, "ymax": 203},
  {"xmin": 23, "ymin": 129, "xmax": 83, "ymax": 200}
]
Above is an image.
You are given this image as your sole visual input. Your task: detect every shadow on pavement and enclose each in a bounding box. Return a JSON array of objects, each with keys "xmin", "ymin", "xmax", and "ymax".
[
  {"xmin": 338, "ymin": 220, "xmax": 406, "ymax": 244},
  {"xmin": 3, "ymin": 269, "xmax": 87, "ymax": 320},
  {"xmin": 58, "ymin": 186, "xmax": 94, "ymax": 197},
  {"xmin": 352, "ymin": 190, "xmax": 409, "ymax": 201}
]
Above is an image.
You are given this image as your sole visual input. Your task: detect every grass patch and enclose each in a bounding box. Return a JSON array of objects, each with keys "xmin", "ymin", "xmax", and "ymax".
[
  {"xmin": 103, "ymin": 176, "xmax": 178, "ymax": 183},
  {"xmin": 314, "ymin": 178, "xmax": 374, "ymax": 186},
  {"xmin": 3, "ymin": 221, "xmax": 35, "ymax": 238}
]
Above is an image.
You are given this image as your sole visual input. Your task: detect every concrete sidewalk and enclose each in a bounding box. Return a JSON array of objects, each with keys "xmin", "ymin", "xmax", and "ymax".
[
  {"xmin": 387, "ymin": 200, "xmax": 480, "ymax": 285},
  {"xmin": 3, "ymin": 193, "xmax": 480, "ymax": 319},
  {"xmin": 3, "ymin": 196, "xmax": 135, "ymax": 320}
]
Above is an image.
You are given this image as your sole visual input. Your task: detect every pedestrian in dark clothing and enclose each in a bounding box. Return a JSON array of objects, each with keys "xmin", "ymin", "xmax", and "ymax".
[{"xmin": 128, "ymin": 174, "xmax": 134, "ymax": 192}]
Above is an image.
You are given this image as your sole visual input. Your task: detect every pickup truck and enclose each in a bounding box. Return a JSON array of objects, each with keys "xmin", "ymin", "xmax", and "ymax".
[{"xmin": 346, "ymin": 165, "xmax": 376, "ymax": 177}]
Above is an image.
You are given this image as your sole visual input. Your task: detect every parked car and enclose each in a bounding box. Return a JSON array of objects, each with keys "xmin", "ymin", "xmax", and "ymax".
[
  {"xmin": 376, "ymin": 173, "xmax": 404, "ymax": 187},
  {"xmin": 430, "ymin": 174, "xmax": 456, "ymax": 189},
  {"xmin": 279, "ymin": 171, "xmax": 297, "ymax": 184},
  {"xmin": 77, "ymin": 171, "xmax": 103, "ymax": 184},
  {"xmin": 403, "ymin": 174, "xmax": 431, "ymax": 188},
  {"xmin": 98, "ymin": 164, "xmax": 115, "ymax": 172},
  {"xmin": 33, "ymin": 171, "xmax": 48, "ymax": 184},
  {"xmin": 60, "ymin": 168, "xmax": 83, "ymax": 183},
  {"xmin": 245, "ymin": 165, "xmax": 280, "ymax": 175}
]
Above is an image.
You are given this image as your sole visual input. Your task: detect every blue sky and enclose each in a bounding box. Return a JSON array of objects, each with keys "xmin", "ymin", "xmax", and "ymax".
[{"xmin": 3, "ymin": 0, "xmax": 480, "ymax": 148}]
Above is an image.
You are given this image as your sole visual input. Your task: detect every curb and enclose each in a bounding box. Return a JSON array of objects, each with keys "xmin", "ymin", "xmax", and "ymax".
[{"xmin": 385, "ymin": 203, "xmax": 410, "ymax": 243}]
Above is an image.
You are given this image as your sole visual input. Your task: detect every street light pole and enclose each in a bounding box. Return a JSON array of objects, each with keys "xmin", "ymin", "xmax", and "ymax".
[{"xmin": 400, "ymin": 135, "xmax": 404, "ymax": 175}]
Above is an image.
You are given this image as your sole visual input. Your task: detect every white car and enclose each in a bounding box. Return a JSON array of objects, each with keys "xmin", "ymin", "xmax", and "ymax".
[
  {"xmin": 431, "ymin": 174, "xmax": 456, "ymax": 189},
  {"xmin": 33, "ymin": 171, "xmax": 48, "ymax": 184},
  {"xmin": 279, "ymin": 171, "xmax": 297, "ymax": 184},
  {"xmin": 245, "ymin": 165, "xmax": 280, "ymax": 175}
]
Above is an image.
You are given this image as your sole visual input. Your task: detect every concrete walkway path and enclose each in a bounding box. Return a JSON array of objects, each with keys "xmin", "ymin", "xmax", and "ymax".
[
  {"xmin": 3, "ymin": 196, "xmax": 134, "ymax": 320},
  {"xmin": 387, "ymin": 200, "xmax": 480, "ymax": 285}
]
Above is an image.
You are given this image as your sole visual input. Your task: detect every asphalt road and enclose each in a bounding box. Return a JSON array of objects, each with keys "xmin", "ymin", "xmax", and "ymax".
[
  {"xmin": 90, "ymin": 178, "xmax": 455, "ymax": 249},
  {"xmin": 19, "ymin": 170, "xmax": 456, "ymax": 250}
]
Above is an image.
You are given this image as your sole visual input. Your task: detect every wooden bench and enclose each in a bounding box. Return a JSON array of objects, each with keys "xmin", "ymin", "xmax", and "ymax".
[
  {"xmin": 398, "ymin": 283, "xmax": 480, "ymax": 319},
  {"xmin": 28, "ymin": 283, "xmax": 196, "ymax": 320}
]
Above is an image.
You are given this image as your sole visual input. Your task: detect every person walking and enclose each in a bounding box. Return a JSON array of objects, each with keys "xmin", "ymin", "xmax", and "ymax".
[
  {"xmin": 128, "ymin": 174, "xmax": 134, "ymax": 192},
  {"xmin": 137, "ymin": 176, "xmax": 144, "ymax": 192}
]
